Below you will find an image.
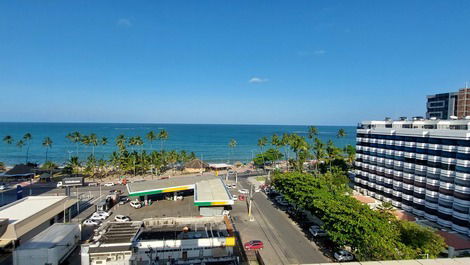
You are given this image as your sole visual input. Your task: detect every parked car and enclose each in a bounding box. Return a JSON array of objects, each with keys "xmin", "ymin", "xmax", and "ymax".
[
  {"xmin": 83, "ymin": 219, "xmax": 100, "ymax": 226},
  {"xmin": 90, "ymin": 212, "xmax": 108, "ymax": 221},
  {"xmin": 119, "ymin": 196, "xmax": 129, "ymax": 205},
  {"xmin": 275, "ymin": 195, "xmax": 289, "ymax": 206},
  {"xmin": 309, "ymin": 225, "xmax": 327, "ymax": 237},
  {"xmin": 238, "ymin": 189, "xmax": 249, "ymax": 194},
  {"xmin": 232, "ymin": 194, "xmax": 238, "ymax": 201},
  {"xmin": 90, "ymin": 214, "xmax": 106, "ymax": 221},
  {"xmin": 334, "ymin": 250, "xmax": 354, "ymax": 262},
  {"xmin": 244, "ymin": 240, "xmax": 264, "ymax": 250},
  {"xmin": 103, "ymin": 182, "xmax": 115, "ymax": 187},
  {"xmin": 230, "ymin": 184, "xmax": 237, "ymax": 189},
  {"xmin": 130, "ymin": 200, "xmax": 142, "ymax": 209},
  {"xmin": 114, "ymin": 215, "xmax": 131, "ymax": 222},
  {"xmin": 95, "ymin": 211, "xmax": 110, "ymax": 217},
  {"xmin": 56, "ymin": 181, "xmax": 63, "ymax": 188}
]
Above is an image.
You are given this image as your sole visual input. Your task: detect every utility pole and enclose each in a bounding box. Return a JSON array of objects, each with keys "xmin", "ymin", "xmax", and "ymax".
[{"xmin": 248, "ymin": 184, "xmax": 254, "ymax": 221}]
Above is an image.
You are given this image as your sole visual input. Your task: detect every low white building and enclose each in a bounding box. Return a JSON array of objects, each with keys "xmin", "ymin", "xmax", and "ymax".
[{"xmin": 81, "ymin": 216, "xmax": 237, "ymax": 265}]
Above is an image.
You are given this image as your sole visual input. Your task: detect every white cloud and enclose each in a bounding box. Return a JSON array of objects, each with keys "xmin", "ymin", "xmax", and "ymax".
[
  {"xmin": 297, "ymin": 49, "xmax": 327, "ymax": 57},
  {"xmin": 249, "ymin": 77, "xmax": 269, "ymax": 84},
  {"xmin": 117, "ymin": 18, "xmax": 132, "ymax": 28}
]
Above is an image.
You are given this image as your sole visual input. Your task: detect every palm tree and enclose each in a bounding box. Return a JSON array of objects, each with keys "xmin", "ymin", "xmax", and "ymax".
[
  {"xmin": 146, "ymin": 131, "xmax": 157, "ymax": 150},
  {"xmin": 42, "ymin": 137, "xmax": 53, "ymax": 162},
  {"xmin": 288, "ymin": 134, "xmax": 310, "ymax": 172},
  {"xmin": 66, "ymin": 156, "xmax": 81, "ymax": 177},
  {"xmin": 116, "ymin": 134, "xmax": 127, "ymax": 152},
  {"xmin": 23, "ymin": 133, "xmax": 32, "ymax": 163},
  {"xmin": 16, "ymin": 139, "xmax": 25, "ymax": 153},
  {"xmin": 3, "ymin": 135, "xmax": 14, "ymax": 145},
  {"xmin": 66, "ymin": 132, "xmax": 82, "ymax": 155},
  {"xmin": 257, "ymin": 136, "xmax": 268, "ymax": 169},
  {"xmin": 308, "ymin": 126, "xmax": 318, "ymax": 141},
  {"xmin": 281, "ymin": 133, "xmax": 291, "ymax": 169},
  {"xmin": 158, "ymin": 129, "xmax": 169, "ymax": 151},
  {"xmin": 81, "ymin": 135, "xmax": 91, "ymax": 155},
  {"xmin": 228, "ymin": 139, "xmax": 237, "ymax": 163},
  {"xmin": 89, "ymin": 133, "xmax": 99, "ymax": 156},
  {"xmin": 337, "ymin": 128, "xmax": 346, "ymax": 138},
  {"xmin": 344, "ymin": 144, "xmax": 356, "ymax": 166},
  {"xmin": 313, "ymin": 138, "xmax": 326, "ymax": 172}
]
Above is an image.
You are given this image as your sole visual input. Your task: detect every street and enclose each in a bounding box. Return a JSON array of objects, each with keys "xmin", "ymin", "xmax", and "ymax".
[{"xmin": 236, "ymin": 177, "xmax": 329, "ymax": 264}]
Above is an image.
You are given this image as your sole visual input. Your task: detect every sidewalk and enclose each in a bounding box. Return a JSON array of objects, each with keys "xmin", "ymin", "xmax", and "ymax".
[{"xmin": 230, "ymin": 192, "xmax": 290, "ymax": 265}]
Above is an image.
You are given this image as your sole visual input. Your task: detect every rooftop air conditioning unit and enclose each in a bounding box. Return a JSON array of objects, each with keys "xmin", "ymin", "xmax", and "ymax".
[
  {"xmin": 385, "ymin": 117, "xmax": 392, "ymax": 121},
  {"xmin": 399, "ymin": 117, "xmax": 407, "ymax": 121},
  {"xmin": 450, "ymin": 115, "xmax": 458, "ymax": 120},
  {"xmin": 430, "ymin": 117, "xmax": 438, "ymax": 120},
  {"xmin": 465, "ymin": 116, "xmax": 470, "ymax": 120}
]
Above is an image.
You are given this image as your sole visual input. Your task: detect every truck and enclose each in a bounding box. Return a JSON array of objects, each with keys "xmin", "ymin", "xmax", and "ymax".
[
  {"xmin": 13, "ymin": 223, "xmax": 80, "ymax": 265},
  {"xmin": 57, "ymin": 177, "xmax": 84, "ymax": 188}
]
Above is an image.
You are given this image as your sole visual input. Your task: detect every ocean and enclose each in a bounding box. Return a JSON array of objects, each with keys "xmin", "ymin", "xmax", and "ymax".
[{"xmin": 0, "ymin": 123, "xmax": 356, "ymax": 166}]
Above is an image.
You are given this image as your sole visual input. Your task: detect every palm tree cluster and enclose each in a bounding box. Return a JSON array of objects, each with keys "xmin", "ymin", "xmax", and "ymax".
[
  {"xmin": 3, "ymin": 133, "xmax": 36, "ymax": 163},
  {"xmin": 257, "ymin": 126, "xmax": 355, "ymax": 172},
  {"xmin": 62, "ymin": 129, "xmax": 196, "ymax": 179}
]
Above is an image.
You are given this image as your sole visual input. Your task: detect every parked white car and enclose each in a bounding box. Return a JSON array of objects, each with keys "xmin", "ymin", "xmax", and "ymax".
[
  {"xmin": 90, "ymin": 213, "xmax": 107, "ymax": 221},
  {"xmin": 232, "ymin": 194, "xmax": 238, "ymax": 201},
  {"xmin": 56, "ymin": 181, "xmax": 63, "ymax": 188},
  {"xmin": 238, "ymin": 189, "xmax": 249, "ymax": 194},
  {"xmin": 103, "ymin": 182, "xmax": 115, "ymax": 187},
  {"xmin": 130, "ymin": 201, "xmax": 142, "ymax": 209},
  {"xmin": 114, "ymin": 215, "xmax": 131, "ymax": 222},
  {"xmin": 83, "ymin": 219, "xmax": 100, "ymax": 226},
  {"xmin": 95, "ymin": 211, "xmax": 110, "ymax": 217},
  {"xmin": 334, "ymin": 250, "xmax": 354, "ymax": 262}
]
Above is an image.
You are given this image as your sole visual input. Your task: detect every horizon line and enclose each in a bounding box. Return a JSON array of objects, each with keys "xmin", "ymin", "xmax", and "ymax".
[{"xmin": 0, "ymin": 121, "xmax": 355, "ymax": 127}]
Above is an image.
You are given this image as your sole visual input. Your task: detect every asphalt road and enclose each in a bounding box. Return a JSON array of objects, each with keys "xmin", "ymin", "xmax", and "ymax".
[{"xmin": 239, "ymin": 178, "xmax": 328, "ymax": 264}]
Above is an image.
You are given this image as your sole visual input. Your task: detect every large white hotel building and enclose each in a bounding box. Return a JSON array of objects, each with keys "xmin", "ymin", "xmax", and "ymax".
[{"xmin": 352, "ymin": 117, "xmax": 470, "ymax": 235}]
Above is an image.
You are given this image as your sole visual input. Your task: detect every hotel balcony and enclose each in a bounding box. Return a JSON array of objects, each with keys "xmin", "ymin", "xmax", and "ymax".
[
  {"xmin": 404, "ymin": 141, "xmax": 416, "ymax": 148},
  {"xmin": 452, "ymin": 223, "xmax": 469, "ymax": 235},
  {"xmin": 428, "ymin": 143, "xmax": 442, "ymax": 151},
  {"xmin": 403, "ymin": 173, "xmax": 414, "ymax": 182},
  {"xmin": 416, "ymin": 142, "xmax": 429, "ymax": 149},
  {"xmin": 441, "ymin": 145, "xmax": 457, "ymax": 152},
  {"xmin": 383, "ymin": 187, "xmax": 392, "ymax": 195},
  {"xmin": 438, "ymin": 193, "xmax": 454, "ymax": 203},
  {"xmin": 356, "ymin": 145, "xmax": 363, "ymax": 151},
  {"xmin": 427, "ymin": 167, "xmax": 440, "ymax": 176},
  {"xmin": 404, "ymin": 152, "xmax": 416, "ymax": 159},
  {"xmin": 377, "ymin": 139, "xmax": 386, "ymax": 145},
  {"xmin": 393, "ymin": 161, "xmax": 404, "ymax": 170},
  {"xmin": 440, "ymin": 157, "xmax": 457, "ymax": 165},
  {"xmin": 414, "ymin": 164, "xmax": 426, "ymax": 172},
  {"xmin": 437, "ymin": 206, "xmax": 453, "ymax": 227},
  {"xmin": 415, "ymin": 153, "xmax": 428, "ymax": 160},
  {"xmin": 404, "ymin": 162, "xmax": 415, "ymax": 171},
  {"xmin": 356, "ymin": 137, "xmax": 363, "ymax": 143},
  {"xmin": 386, "ymin": 140, "xmax": 394, "ymax": 146},
  {"xmin": 393, "ymin": 150, "xmax": 403, "ymax": 157},
  {"xmin": 440, "ymin": 169, "xmax": 455, "ymax": 178},
  {"xmin": 391, "ymin": 200, "xmax": 401, "ymax": 208},
  {"xmin": 439, "ymin": 182, "xmax": 455, "ymax": 191},
  {"xmin": 370, "ymin": 138, "xmax": 377, "ymax": 144},
  {"xmin": 427, "ymin": 155, "xmax": 440, "ymax": 163},
  {"xmin": 377, "ymin": 148, "xmax": 385, "ymax": 155},
  {"xmin": 375, "ymin": 175, "xmax": 384, "ymax": 184},
  {"xmin": 369, "ymin": 157, "xmax": 377, "ymax": 165},
  {"xmin": 385, "ymin": 159, "xmax": 393, "ymax": 167},
  {"xmin": 354, "ymin": 161, "xmax": 362, "ymax": 167},
  {"xmin": 395, "ymin": 140, "xmax": 404, "ymax": 147},
  {"xmin": 363, "ymin": 138, "xmax": 370, "ymax": 143},
  {"xmin": 424, "ymin": 212, "xmax": 438, "ymax": 222},
  {"xmin": 457, "ymin": 146, "xmax": 470, "ymax": 154},
  {"xmin": 363, "ymin": 146, "xmax": 370, "ymax": 152},
  {"xmin": 414, "ymin": 175, "xmax": 426, "ymax": 184},
  {"xmin": 369, "ymin": 147, "xmax": 377, "ymax": 153},
  {"xmin": 457, "ymin": 159, "xmax": 470, "ymax": 168}
]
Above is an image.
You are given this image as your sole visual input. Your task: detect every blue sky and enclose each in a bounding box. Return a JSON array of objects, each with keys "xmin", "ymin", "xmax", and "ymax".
[{"xmin": 1, "ymin": 1, "xmax": 470, "ymax": 125}]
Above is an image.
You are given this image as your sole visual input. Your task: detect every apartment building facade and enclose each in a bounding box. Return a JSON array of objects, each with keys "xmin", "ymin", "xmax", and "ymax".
[
  {"xmin": 426, "ymin": 92, "xmax": 458, "ymax": 120},
  {"xmin": 352, "ymin": 118, "xmax": 470, "ymax": 235}
]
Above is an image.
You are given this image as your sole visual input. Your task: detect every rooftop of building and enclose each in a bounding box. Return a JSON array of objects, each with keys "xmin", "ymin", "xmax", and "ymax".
[
  {"xmin": 95, "ymin": 221, "xmax": 142, "ymax": 245},
  {"xmin": 0, "ymin": 196, "xmax": 68, "ymax": 224},
  {"xmin": 138, "ymin": 216, "xmax": 231, "ymax": 241},
  {"xmin": 195, "ymin": 178, "xmax": 232, "ymax": 203},
  {"xmin": 357, "ymin": 117, "xmax": 470, "ymax": 134},
  {"xmin": 126, "ymin": 175, "xmax": 216, "ymax": 196},
  {"xmin": 15, "ymin": 223, "xmax": 78, "ymax": 250}
]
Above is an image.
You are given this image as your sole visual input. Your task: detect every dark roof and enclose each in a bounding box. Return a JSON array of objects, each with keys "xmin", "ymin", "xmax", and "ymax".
[
  {"xmin": 437, "ymin": 231, "xmax": 470, "ymax": 250},
  {"xmin": 184, "ymin": 159, "xmax": 209, "ymax": 169},
  {"xmin": 4, "ymin": 164, "xmax": 36, "ymax": 176}
]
